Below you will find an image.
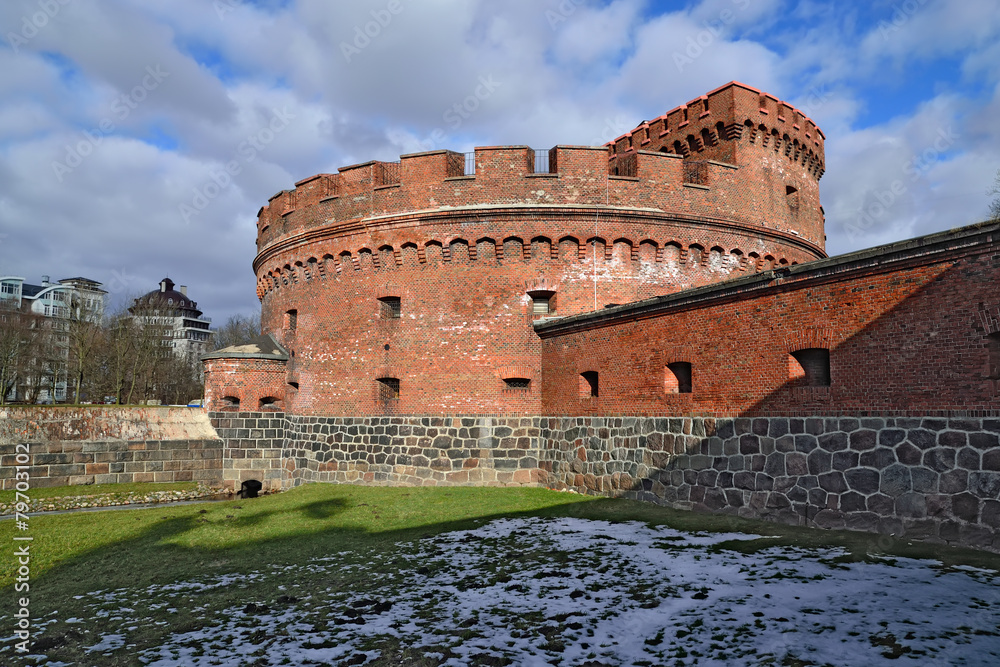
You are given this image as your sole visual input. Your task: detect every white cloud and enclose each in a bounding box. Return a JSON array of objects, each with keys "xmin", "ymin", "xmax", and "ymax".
[{"xmin": 0, "ymin": 0, "xmax": 998, "ymax": 324}]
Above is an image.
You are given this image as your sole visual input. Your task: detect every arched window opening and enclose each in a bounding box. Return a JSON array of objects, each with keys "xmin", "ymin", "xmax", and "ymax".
[
  {"xmin": 377, "ymin": 377, "xmax": 400, "ymax": 402},
  {"xmin": 665, "ymin": 362, "xmax": 693, "ymax": 394},
  {"xmin": 988, "ymin": 332, "xmax": 1000, "ymax": 379},
  {"xmin": 789, "ymin": 348, "xmax": 831, "ymax": 387},
  {"xmin": 378, "ymin": 296, "xmax": 401, "ymax": 319}
]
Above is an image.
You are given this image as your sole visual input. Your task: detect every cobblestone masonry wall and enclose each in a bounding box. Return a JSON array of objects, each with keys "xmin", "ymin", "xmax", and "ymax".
[
  {"xmin": 279, "ymin": 415, "xmax": 544, "ymax": 487},
  {"xmin": 6, "ymin": 408, "xmax": 997, "ymax": 552},
  {"xmin": 215, "ymin": 411, "xmax": 999, "ymax": 551},
  {"xmin": 538, "ymin": 415, "xmax": 1000, "ymax": 552}
]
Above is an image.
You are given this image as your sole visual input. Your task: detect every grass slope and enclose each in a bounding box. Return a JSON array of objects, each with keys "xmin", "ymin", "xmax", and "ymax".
[{"xmin": 2, "ymin": 483, "xmax": 998, "ymax": 665}]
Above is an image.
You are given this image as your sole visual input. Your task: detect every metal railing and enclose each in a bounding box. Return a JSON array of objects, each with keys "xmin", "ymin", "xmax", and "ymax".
[
  {"xmin": 445, "ymin": 151, "xmax": 476, "ymax": 176},
  {"xmin": 683, "ymin": 160, "xmax": 709, "ymax": 186},
  {"xmin": 611, "ymin": 153, "xmax": 638, "ymax": 177}
]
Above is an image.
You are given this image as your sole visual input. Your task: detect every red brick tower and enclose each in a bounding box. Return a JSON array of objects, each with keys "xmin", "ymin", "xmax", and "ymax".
[{"xmin": 204, "ymin": 82, "xmax": 826, "ymax": 416}]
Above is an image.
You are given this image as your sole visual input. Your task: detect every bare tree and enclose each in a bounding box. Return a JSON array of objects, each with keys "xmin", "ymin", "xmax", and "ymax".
[
  {"xmin": 990, "ymin": 169, "xmax": 1000, "ymax": 221},
  {"xmin": 0, "ymin": 302, "xmax": 44, "ymax": 404},
  {"xmin": 64, "ymin": 293, "xmax": 104, "ymax": 403},
  {"xmin": 212, "ymin": 312, "xmax": 261, "ymax": 350}
]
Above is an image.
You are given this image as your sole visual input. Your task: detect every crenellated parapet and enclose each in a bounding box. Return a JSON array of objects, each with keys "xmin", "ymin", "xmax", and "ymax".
[
  {"xmin": 256, "ymin": 150, "xmax": 825, "ymax": 275},
  {"xmin": 607, "ymin": 81, "xmax": 825, "ymax": 180}
]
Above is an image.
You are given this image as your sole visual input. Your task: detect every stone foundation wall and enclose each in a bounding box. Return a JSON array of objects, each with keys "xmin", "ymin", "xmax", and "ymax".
[
  {"xmin": 538, "ymin": 415, "xmax": 1000, "ymax": 552},
  {"xmin": 280, "ymin": 415, "xmax": 543, "ymax": 487}
]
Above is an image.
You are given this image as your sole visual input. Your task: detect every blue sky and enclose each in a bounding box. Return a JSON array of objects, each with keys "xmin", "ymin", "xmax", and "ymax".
[{"xmin": 1, "ymin": 0, "xmax": 998, "ymax": 323}]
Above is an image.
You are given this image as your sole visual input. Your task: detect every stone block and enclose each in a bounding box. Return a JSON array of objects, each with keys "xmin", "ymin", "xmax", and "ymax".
[{"xmin": 845, "ymin": 468, "xmax": 880, "ymax": 495}]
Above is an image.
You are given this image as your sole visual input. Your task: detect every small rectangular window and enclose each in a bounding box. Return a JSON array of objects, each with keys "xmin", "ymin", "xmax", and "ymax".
[
  {"xmin": 580, "ymin": 371, "xmax": 599, "ymax": 398},
  {"xmin": 285, "ymin": 309, "xmax": 297, "ymax": 330},
  {"xmin": 377, "ymin": 377, "xmax": 400, "ymax": 401},
  {"xmin": 789, "ymin": 348, "xmax": 830, "ymax": 387},
  {"xmin": 379, "ymin": 296, "xmax": 401, "ymax": 319},
  {"xmin": 504, "ymin": 377, "xmax": 531, "ymax": 390},
  {"xmin": 528, "ymin": 290, "xmax": 555, "ymax": 316},
  {"xmin": 786, "ymin": 185, "xmax": 799, "ymax": 209},
  {"xmin": 665, "ymin": 362, "xmax": 693, "ymax": 394}
]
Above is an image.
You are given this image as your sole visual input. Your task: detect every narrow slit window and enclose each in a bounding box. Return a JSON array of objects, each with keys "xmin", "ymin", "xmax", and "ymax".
[
  {"xmin": 665, "ymin": 362, "xmax": 693, "ymax": 394},
  {"xmin": 786, "ymin": 185, "xmax": 799, "ymax": 209},
  {"xmin": 378, "ymin": 296, "xmax": 401, "ymax": 319},
  {"xmin": 580, "ymin": 371, "xmax": 599, "ymax": 398},
  {"xmin": 377, "ymin": 377, "xmax": 400, "ymax": 401},
  {"xmin": 988, "ymin": 332, "xmax": 1000, "ymax": 379},
  {"xmin": 789, "ymin": 348, "xmax": 831, "ymax": 387}
]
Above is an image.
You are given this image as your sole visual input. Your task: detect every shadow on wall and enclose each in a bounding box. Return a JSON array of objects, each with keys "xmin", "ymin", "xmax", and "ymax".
[{"xmin": 548, "ymin": 259, "xmax": 1000, "ymax": 551}]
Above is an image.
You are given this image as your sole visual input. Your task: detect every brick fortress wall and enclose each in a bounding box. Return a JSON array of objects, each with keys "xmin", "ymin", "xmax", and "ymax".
[
  {"xmin": 537, "ymin": 222, "xmax": 1000, "ymax": 416},
  {"xmin": 239, "ymin": 82, "xmax": 827, "ymax": 417}
]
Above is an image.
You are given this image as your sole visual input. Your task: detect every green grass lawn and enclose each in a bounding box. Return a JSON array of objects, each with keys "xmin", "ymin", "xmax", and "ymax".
[
  {"xmin": 4, "ymin": 482, "xmax": 997, "ymax": 595},
  {"xmin": 0, "ymin": 481, "xmax": 202, "ymax": 504},
  {"xmin": 2, "ymin": 483, "xmax": 998, "ymax": 665}
]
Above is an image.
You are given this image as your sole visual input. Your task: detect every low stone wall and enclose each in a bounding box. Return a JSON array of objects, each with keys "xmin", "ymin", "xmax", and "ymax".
[
  {"xmin": 279, "ymin": 415, "xmax": 543, "ymax": 487},
  {"xmin": 0, "ymin": 407, "xmax": 223, "ymax": 489},
  {"xmin": 208, "ymin": 411, "xmax": 286, "ymax": 491},
  {"xmin": 539, "ymin": 416, "xmax": 1000, "ymax": 552}
]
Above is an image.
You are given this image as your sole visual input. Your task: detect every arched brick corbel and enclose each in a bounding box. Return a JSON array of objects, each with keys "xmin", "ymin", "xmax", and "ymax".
[{"xmin": 783, "ymin": 327, "xmax": 835, "ymax": 354}]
